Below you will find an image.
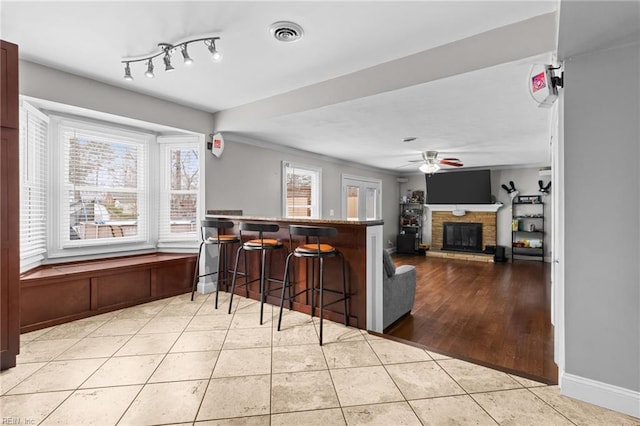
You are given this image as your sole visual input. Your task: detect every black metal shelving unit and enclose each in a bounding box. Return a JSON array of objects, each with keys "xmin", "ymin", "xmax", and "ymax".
[
  {"xmin": 397, "ymin": 202, "xmax": 423, "ymax": 254},
  {"xmin": 511, "ymin": 196, "xmax": 544, "ymax": 262}
]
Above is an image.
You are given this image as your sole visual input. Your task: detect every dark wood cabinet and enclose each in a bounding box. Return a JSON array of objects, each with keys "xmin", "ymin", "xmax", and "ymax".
[{"xmin": 0, "ymin": 40, "xmax": 20, "ymax": 370}]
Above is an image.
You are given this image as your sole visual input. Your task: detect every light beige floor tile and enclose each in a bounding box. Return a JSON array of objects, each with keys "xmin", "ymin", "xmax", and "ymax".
[
  {"xmin": 0, "ymin": 391, "xmax": 72, "ymax": 425},
  {"xmin": 272, "ymin": 344, "xmax": 327, "ymax": 373},
  {"xmin": 197, "ymin": 375, "xmax": 271, "ymax": 420},
  {"xmin": 0, "ymin": 361, "xmax": 46, "ymax": 395},
  {"xmin": 312, "ymin": 319, "xmax": 365, "ymax": 343},
  {"xmin": 17, "ymin": 338, "xmax": 79, "ymax": 363},
  {"xmin": 230, "ymin": 311, "xmax": 275, "ymax": 329},
  {"xmin": 20, "ymin": 327, "xmax": 52, "ymax": 342},
  {"xmin": 342, "ymin": 401, "xmax": 422, "ymax": 425},
  {"xmin": 115, "ymin": 332, "xmax": 180, "ymax": 356},
  {"xmin": 386, "ymin": 361, "xmax": 465, "ymax": 399},
  {"xmin": 212, "ymin": 347, "xmax": 271, "ymax": 378},
  {"xmin": 170, "ymin": 330, "xmax": 227, "ymax": 352},
  {"xmin": 197, "ymin": 415, "xmax": 270, "ymax": 425},
  {"xmin": 410, "ymin": 395, "xmax": 498, "ymax": 425},
  {"xmin": 272, "ymin": 323, "xmax": 319, "ymax": 346},
  {"xmin": 119, "ymin": 380, "xmax": 207, "ymax": 425},
  {"xmin": 156, "ymin": 301, "xmax": 202, "ymax": 317},
  {"xmin": 197, "ymin": 293, "xmax": 236, "ymax": 316},
  {"xmin": 170, "ymin": 292, "xmax": 208, "ymax": 305},
  {"xmin": 426, "ymin": 350, "xmax": 451, "ymax": 360},
  {"xmin": 81, "ymin": 354, "xmax": 164, "ymax": 388},
  {"xmin": 472, "ymin": 388, "xmax": 573, "ymax": 425},
  {"xmin": 322, "ymin": 340, "xmax": 381, "ymax": 369},
  {"xmin": 138, "ymin": 316, "xmax": 192, "ymax": 334},
  {"xmin": 330, "ymin": 366, "xmax": 404, "ymax": 407},
  {"xmin": 89, "ymin": 318, "xmax": 151, "ymax": 336},
  {"xmin": 271, "ymin": 408, "xmax": 345, "ymax": 426},
  {"xmin": 368, "ymin": 339, "xmax": 432, "ymax": 364},
  {"xmin": 7, "ymin": 358, "xmax": 106, "ymax": 394},
  {"xmin": 40, "ymin": 385, "xmax": 141, "ymax": 425},
  {"xmin": 271, "ymin": 370, "xmax": 340, "ymax": 414},
  {"xmin": 37, "ymin": 320, "xmax": 106, "ymax": 340},
  {"xmin": 363, "ymin": 331, "xmax": 386, "ymax": 341},
  {"xmin": 530, "ymin": 386, "xmax": 640, "ymax": 425},
  {"xmin": 186, "ymin": 314, "xmax": 233, "ymax": 331},
  {"xmin": 235, "ymin": 298, "xmax": 270, "ymax": 314},
  {"xmin": 149, "ymin": 351, "xmax": 218, "ymax": 382},
  {"xmin": 56, "ymin": 335, "xmax": 130, "ymax": 360},
  {"xmin": 437, "ymin": 358, "xmax": 523, "ymax": 393},
  {"xmin": 223, "ymin": 326, "xmax": 272, "ymax": 349},
  {"xmin": 508, "ymin": 374, "xmax": 548, "ymax": 388},
  {"xmin": 274, "ymin": 309, "xmax": 314, "ymax": 329},
  {"xmin": 115, "ymin": 303, "xmax": 166, "ymax": 319}
]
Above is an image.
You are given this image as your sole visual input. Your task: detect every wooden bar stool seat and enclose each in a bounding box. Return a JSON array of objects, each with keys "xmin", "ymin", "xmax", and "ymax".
[
  {"xmin": 191, "ymin": 219, "xmax": 240, "ymax": 309},
  {"xmin": 277, "ymin": 225, "xmax": 348, "ymax": 345},
  {"xmin": 229, "ymin": 222, "xmax": 286, "ymax": 325}
]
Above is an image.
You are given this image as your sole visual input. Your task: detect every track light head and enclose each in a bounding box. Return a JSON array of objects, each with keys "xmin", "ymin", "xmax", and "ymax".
[
  {"xmin": 163, "ymin": 53, "xmax": 175, "ymax": 72},
  {"xmin": 207, "ymin": 39, "xmax": 222, "ymax": 62},
  {"xmin": 181, "ymin": 44, "xmax": 193, "ymax": 65},
  {"xmin": 144, "ymin": 59, "xmax": 154, "ymax": 78},
  {"xmin": 123, "ymin": 62, "xmax": 133, "ymax": 81}
]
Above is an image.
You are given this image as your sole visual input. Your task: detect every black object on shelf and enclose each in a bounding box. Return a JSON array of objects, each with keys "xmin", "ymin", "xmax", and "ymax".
[
  {"xmin": 397, "ymin": 234, "xmax": 418, "ymax": 254},
  {"xmin": 511, "ymin": 198, "xmax": 544, "ymax": 262},
  {"xmin": 399, "ymin": 202, "xmax": 423, "ymax": 254},
  {"xmin": 494, "ymin": 246, "xmax": 507, "ymax": 263}
]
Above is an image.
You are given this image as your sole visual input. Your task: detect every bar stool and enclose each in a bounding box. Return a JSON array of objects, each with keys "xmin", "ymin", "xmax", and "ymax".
[
  {"xmin": 277, "ymin": 225, "xmax": 348, "ymax": 345},
  {"xmin": 191, "ymin": 219, "xmax": 241, "ymax": 309},
  {"xmin": 229, "ymin": 222, "xmax": 286, "ymax": 325}
]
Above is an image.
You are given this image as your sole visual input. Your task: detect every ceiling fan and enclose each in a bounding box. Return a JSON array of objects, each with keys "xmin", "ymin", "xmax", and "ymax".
[{"xmin": 409, "ymin": 151, "xmax": 464, "ymax": 174}]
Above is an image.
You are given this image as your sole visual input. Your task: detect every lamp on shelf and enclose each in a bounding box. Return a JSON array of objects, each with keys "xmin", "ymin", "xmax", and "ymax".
[{"xmin": 121, "ymin": 35, "xmax": 222, "ymax": 80}]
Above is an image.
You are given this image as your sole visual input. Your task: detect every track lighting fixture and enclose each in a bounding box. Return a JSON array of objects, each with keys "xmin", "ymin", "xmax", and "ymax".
[
  {"xmin": 144, "ymin": 59, "xmax": 154, "ymax": 78},
  {"xmin": 121, "ymin": 36, "xmax": 221, "ymax": 80}
]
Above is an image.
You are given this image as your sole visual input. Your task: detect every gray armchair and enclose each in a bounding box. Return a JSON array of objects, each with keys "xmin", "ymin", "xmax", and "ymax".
[{"xmin": 382, "ymin": 250, "xmax": 417, "ymax": 330}]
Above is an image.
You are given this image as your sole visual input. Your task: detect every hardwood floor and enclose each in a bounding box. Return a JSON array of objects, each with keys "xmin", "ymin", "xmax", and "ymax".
[{"xmin": 386, "ymin": 254, "xmax": 557, "ymax": 384}]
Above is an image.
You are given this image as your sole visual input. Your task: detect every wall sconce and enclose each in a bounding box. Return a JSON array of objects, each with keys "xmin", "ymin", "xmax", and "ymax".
[{"xmin": 121, "ymin": 36, "xmax": 222, "ymax": 81}]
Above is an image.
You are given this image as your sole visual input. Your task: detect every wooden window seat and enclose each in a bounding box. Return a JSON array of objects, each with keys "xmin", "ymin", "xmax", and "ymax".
[{"xmin": 20, "ymin": 253, "xmax": 196, "ymax": 333}]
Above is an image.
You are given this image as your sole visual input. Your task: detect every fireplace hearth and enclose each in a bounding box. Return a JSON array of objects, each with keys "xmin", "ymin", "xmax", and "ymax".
[{"xmin": 442, "ymin": 222, "xmax": 483, "ymax": 253}]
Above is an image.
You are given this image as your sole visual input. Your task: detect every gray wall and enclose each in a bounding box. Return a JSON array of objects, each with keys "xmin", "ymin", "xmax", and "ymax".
[
  {"xmin": 205, "ymin": 137, "xmax": 399, "ymax": 247},
  {"xmin": 563, "ymin": 42, "xmax": 639, "ymax": 391}
]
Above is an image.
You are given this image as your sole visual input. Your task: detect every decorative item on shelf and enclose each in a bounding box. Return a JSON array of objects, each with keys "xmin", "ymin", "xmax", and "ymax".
[
  {"xmin": 501, "ymin": 181, "xmax": 519, "ymax": 199},
  {"xmin": 512, "ymin": 219, "xmax": 519, "ymax": 231},
  {"xmin": 412, "ymin": 190, "xmax": 425, "ymax": 204},
  {"xmin": 518, "ymin": 195, "xmax": 542, "ymax": 204},
  {"xmin": 121, "ymin": 35, "xmax": 222, "ymax": 80}
]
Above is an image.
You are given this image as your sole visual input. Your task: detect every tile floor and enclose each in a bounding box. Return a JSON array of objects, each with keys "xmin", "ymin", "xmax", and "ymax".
[{"xmin": 2, "ymin": 292, "xmax": 638, "ymax": 425}]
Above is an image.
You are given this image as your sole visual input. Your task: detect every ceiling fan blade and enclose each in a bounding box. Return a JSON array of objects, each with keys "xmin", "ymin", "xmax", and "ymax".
[
  {"xmin": 439, "ymin": 160, "xmax": 464, "ymax": 167},
  {"xmin": 408, "ymin": 159, "xmax": 424, "ymax": 163},
  {"xmin": 440, "ymin": 157, "xmax": 461, "ymax": 162}
]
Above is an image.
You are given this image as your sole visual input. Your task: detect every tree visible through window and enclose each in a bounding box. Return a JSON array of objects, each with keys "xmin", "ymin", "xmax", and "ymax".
[
  {"xmin": 168, "ymin": 148, "xmax": 199, "ymax": 234},
  {"xmin": 64, "ymin": 128, "xmax": 144, "ymax": 242},
  {"xmin": 283, "ymin": 162, "xmax": 321, "ymax": 218}
]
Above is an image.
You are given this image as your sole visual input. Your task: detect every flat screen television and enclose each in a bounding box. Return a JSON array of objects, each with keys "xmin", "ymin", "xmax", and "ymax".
[{"xmin": 425, "ymin": 169, "xmax": 492, "ymax": 204}]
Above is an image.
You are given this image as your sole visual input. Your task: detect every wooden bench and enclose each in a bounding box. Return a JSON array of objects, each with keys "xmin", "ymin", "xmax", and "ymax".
[{"xmin": 20, "ymin": 253, "xmax": 196, "ymax": 332}]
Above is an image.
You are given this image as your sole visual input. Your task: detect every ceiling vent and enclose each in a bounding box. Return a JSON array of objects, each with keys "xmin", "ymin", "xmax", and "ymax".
[{"xmin": 270, "ymin": 21, "xmax": 304, "ymax": 42}]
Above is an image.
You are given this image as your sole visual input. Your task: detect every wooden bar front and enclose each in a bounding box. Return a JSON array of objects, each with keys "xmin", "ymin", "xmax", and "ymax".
[{"xmin": 207, "ymin": 215, "xmax": 383, "ymax": 330}]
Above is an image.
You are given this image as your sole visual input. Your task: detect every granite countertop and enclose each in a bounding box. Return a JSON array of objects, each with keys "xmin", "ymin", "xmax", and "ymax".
[{"xmin": 205, "ymin": 214, "xmax": 383, "ymax": 226}]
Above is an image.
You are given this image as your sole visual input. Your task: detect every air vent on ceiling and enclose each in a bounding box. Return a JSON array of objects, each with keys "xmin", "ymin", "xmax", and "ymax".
[{"xmin": 270, "ymin": 21, "xmax": 304, "ymax": 42}]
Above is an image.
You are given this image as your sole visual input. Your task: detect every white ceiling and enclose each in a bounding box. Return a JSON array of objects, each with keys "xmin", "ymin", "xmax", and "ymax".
[{"xmin": 0, "ymin": 1, "xmax": 560, "ymax": 173}]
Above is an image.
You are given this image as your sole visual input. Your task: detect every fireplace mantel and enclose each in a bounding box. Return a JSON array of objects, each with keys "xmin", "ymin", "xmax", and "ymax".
[{"xmin": 425, "ymin": 204, "xmax": 503, "ymax": 213}]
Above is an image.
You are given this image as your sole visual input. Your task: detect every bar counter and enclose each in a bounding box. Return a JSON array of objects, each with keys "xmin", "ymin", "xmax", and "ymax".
[{"xmin": 204, "ymin": 215, "xmax": 385, "ymax": 332}]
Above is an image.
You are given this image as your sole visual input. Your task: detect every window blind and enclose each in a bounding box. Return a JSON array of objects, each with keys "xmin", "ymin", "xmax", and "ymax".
[
  {"xmin": 19, "ymin": 103, "xmax": 49, "ymax": 264},
  {"xmin": 157, "ymin": 137, "xmax": 200, "ymax": 241}
]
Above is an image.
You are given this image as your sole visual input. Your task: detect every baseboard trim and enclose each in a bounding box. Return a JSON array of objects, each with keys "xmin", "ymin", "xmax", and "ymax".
[{"xmin": 561, "ymin": 372, "xmax": 640, "ymax": 418}]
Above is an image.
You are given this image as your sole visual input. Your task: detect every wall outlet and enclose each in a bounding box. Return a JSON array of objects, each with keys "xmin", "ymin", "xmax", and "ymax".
[
  {"xmin": 329, "ymin": 209, "xmax": 335, "ymax": 217},
  {"xmin": 387, "ymin": 239, "xmax": 393, "ymax": 247}
]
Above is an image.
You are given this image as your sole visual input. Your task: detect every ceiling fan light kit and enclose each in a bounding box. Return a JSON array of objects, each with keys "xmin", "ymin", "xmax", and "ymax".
[
  {"xmin": 121, "ymin": 36, "xmax": 222, "ymax": 80},
  {"xmin": 413, "ymin": 150, "xmax": 464, "ymax": 174}
]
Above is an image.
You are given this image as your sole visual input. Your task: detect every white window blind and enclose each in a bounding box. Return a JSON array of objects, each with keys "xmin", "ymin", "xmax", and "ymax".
[
  {"xmin": 19, "ymin": 102, "xmax": 49, "ymax": 266},
  {"xmin": 282, "ymin": 162, "xmax": 321, "ymax": 218},
  {"xmin": 157, "ymin": 136, "xmax": 200, "ymax": 241},
  {"xmin": 60, "ymin": 122, "xmax": 148, "ymax": 247}
]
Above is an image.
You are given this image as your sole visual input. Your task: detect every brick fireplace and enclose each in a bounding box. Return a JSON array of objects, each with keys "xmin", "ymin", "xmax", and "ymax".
[{"xmin": 431, "ymin": 210, "xmax": 497, "ymax": 252}]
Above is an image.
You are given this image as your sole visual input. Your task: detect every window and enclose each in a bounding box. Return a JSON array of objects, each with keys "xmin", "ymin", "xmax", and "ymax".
[
  {"xmin": 57, "ymin": 120, "xmax": 148, "ymax": 248},
  {"xmin": 19, "ymin": 102, "xmax": 48, "ymax": 269},
  {"xmin": 282, "ymin": 162, "xmax": 321, "ymax": 218},
  {"xmin": 341, "ymin": 175, "xmax": 381, "ymax": 221},
  {"xmin": 158, "ymin": 136, "xmax": 200, "ymax": 241}
]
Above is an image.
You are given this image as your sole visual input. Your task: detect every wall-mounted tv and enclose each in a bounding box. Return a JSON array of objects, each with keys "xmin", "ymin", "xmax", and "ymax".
[{"xmin": 425, "ymin": 169, "xmax": 492, "ymax": 204}]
